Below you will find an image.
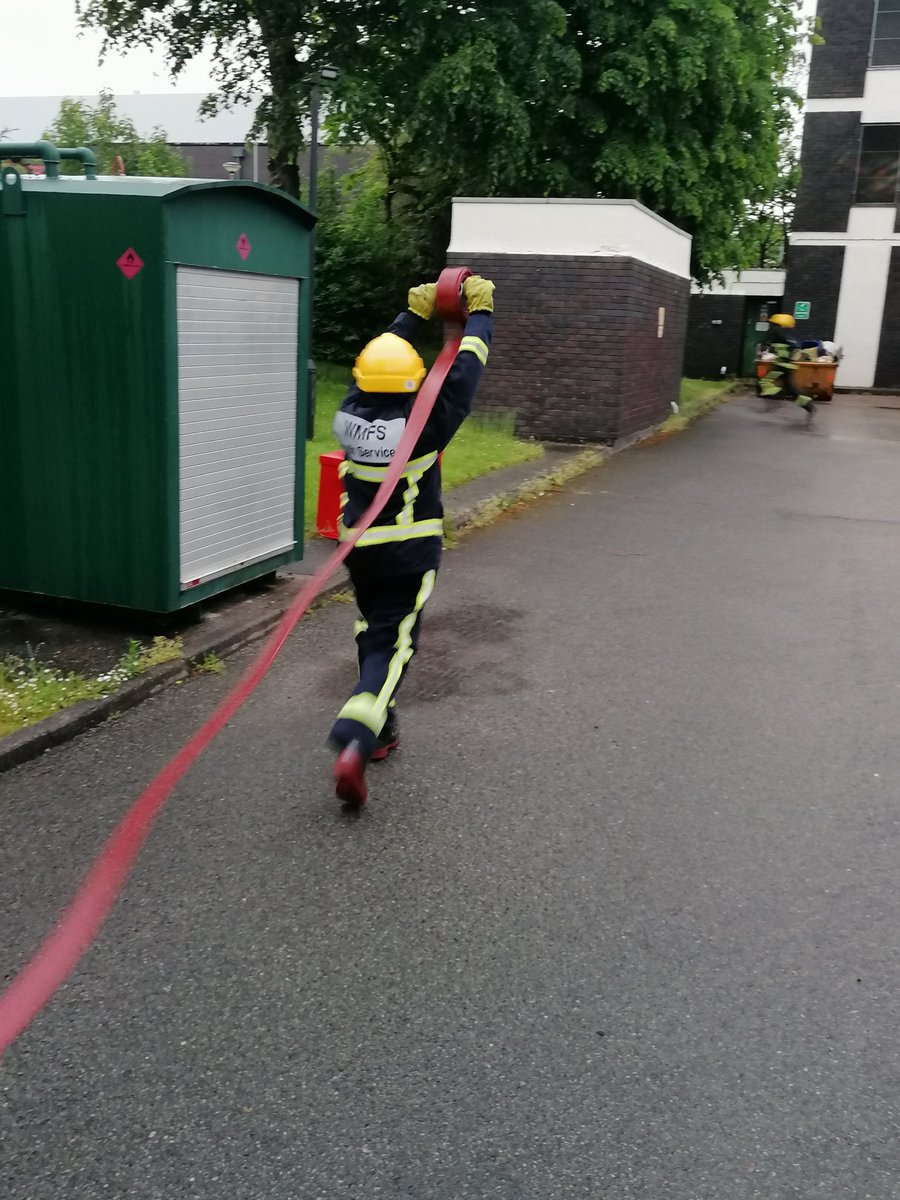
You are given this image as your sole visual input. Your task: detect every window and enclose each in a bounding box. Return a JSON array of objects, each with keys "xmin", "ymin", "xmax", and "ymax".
[
  {"xmin": 872, "ymin": 0, "xmax": 900, "ymax": 67},
  {"xmin": 855, "ymin": 125, "xmax": 900, "ymax": 203}
]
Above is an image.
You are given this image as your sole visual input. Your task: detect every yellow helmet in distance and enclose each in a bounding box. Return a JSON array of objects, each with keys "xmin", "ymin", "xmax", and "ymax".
[
  {"xmin": 769, "ymin": 313, "xmax": 796, "ymax": 329},
  {"xmin": 352, "ymin": 333, "xmax": 427, "ymax": 394}
]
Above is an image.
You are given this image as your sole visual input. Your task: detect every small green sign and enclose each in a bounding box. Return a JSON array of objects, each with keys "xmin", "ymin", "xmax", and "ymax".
[{"xmin": 794, "ymin": 301, "xmax": 811, "ymax": 321}]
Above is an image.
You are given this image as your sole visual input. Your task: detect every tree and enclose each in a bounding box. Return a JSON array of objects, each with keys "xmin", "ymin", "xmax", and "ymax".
[
  {"xmin": 76, "ymin": 0, "xmax": 579, "ymax": 206},
  {"xmin": 77, "ymin": 1, "xmax": 807, "ymax": 276},
  {"xmin": 732, "ymin": 16, "xmax": 822, "ymax": 272},
  {"xmin": 546, "ymin": 1, "xmax": 803, "ymax": 276},
  {"xmin": 314, "ymin": 155, "xmax": 425, "ymax": 359},
  {"xmin": 321, "ymin": 0, "xmax": 580, "ymax": 267},
  {"xmin": 44, "ymin": 89, "xmax": 187, "ymax": 176},
  {"xmin": 735, "ymin": 144, "xmax": 800, "ymax": 270},
  {"xmin": 327, "ymin": 0, "xmax": 807, "ymax": 276},
  {"xmin": 76, "ymin": 1, "xmax": 320, "ymax": 196}
]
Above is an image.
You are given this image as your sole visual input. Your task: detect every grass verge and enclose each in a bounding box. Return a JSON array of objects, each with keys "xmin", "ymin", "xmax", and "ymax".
[
  {"xmin": 637, "ymin": 380, "xmax": 737, "ymax": 448},
  {"xmin": 306, "ymin": 362, "xmax": 543, "ymax": 535},
  {"xmin": 661, "ymin": 379, "xmax": 737, "ymax": 435},
  {"xmin": 0, "ymin": 636, "xmax": 183, "ymax": 738},
  {"xmin": 444, "ymin": 448, "xmax": 605, "ymax": 546}
]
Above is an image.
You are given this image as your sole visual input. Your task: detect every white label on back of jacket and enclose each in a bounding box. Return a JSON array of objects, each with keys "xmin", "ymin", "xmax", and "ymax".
[{"xmin": 334, "ymin": 412, "xmax": 407, "ymax": 463}]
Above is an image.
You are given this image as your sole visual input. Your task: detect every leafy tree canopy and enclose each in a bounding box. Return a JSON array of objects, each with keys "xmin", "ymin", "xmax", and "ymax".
[
  {"xmin": 554, "ymin": 0, "xmax": 803, "ymax": 275},
  {"xmin": 314, "ymin": 155, "xmax": 426, "ymax": 359},
  {"xmin": 77, "ymin": 0, "xmax": 322, "ymax": 195},
  {"xmin": 44, "ymin": 88, "xmax": 187, "ymax": 176},
  {"xmin": 734, "ymin": 142, "xmax": 800, "ymax": 271},
  {"xmin": 77, "ymin": 1, "xmax": 807, "ymax": 275}
]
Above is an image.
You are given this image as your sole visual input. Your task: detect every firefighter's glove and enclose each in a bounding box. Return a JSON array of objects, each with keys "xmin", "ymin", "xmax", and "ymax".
[
  {"xmin": 408, "ymin": 283, "xmax": 437, "ymax": 321},
  {"xmin": 464, "ymin": 275, "xmax": 495, "ymax": 314}
]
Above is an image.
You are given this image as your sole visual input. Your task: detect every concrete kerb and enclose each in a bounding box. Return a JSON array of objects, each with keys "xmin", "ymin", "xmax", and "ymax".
[{"xmin": 0, "ymin": 407, "xmax": 727, "ymax": 774}]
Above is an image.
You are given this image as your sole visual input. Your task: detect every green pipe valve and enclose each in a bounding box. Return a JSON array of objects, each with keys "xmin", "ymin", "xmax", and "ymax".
[
  {"xmin": 0, "ymin": 141, "xmax": 62, "ymax": 178},
  {"xmin": 56, "ymin": 147, "xmax": 98, "ymax": 179}
]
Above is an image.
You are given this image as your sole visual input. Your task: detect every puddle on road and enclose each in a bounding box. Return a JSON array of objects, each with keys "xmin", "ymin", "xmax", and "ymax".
[
  {"xmin": 409, "ymin": 602, "xmax": 527, "ymax": 701},
  {"xmin": 425, "ymin": 600, "xmax": 524, "ymax": 644},
  {"xmin": 319, "ymin": 601, "xmax": 528, "ymax": 704}
]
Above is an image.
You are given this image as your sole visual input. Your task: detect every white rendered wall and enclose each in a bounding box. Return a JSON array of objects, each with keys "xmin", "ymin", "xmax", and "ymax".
[
  {"xmin": 862, "ymin": 68, "xmax": 900, "ymax": 122},
  {"xmin": 692, "ymin": 269, "xmax": 786, "ymax": 297},
  {"xmin": 792, "ymin": 209, "xmax": 898, "ymax": 389},
  {"xmin": 449, "ymin": 198, "xmax": 692, "ymax": 280},
  {"xmin": 805, "ymin": 97, "xmax": 864, "ymax": 113},
  {"xmin": 791, "ymin": 205, "xmax": 900, "ymax": 249},
  {"xmin": 805, "ymin": 65, "xmax": 900, "ymax": 119},
  {"xmin": 828, "ymin": 209, "xmax": 896, "ymax": 388}
]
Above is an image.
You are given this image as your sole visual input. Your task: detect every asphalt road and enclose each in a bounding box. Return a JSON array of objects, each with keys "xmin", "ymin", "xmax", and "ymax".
[{"xmin": 3, "ymin": 395, "xmax": 900, "ymax": 1199}]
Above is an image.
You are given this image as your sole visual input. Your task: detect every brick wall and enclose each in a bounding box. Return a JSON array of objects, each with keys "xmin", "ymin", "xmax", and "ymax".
[
  {"xmin": 617, "ymin": 263, "xmax": 690, "ymax": 439},
  {"xmin": 808, "ymin": 0, "xmax": 874, "ymax": 99},
  {"xmin": 447, "ymin": 252, "xmax": 688, "ymax": 442},
  {"xmin": 782, "ymin": 245, "xmax": 846, "ymax": 340},
  {"xmin": 875, "ymin": 247, "xmax": 900, "ymax": 387},
  {"xmin": 794, "ymin": 112, "xmax": 861, "ymax": 234}
]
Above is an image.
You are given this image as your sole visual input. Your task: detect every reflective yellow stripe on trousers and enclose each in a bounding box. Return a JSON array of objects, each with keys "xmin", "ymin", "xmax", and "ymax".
[{"xmin": 335, "ymin": 570, "xmax": 437, "ymax": 734}]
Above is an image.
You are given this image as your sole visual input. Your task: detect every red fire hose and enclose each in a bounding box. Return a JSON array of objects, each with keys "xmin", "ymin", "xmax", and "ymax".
[{"xmin": 0, "ymin": 266, "xmax": 473, "ymax": 1057}]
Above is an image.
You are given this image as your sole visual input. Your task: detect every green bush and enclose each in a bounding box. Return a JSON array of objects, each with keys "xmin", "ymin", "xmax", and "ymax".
[
  {"xmin": 314, "ymin": 156, "xmax": 438, "ymax": 361},
  {"xmin": 44, "ymin": 89, "xmax": 187, "ymax": 178}
]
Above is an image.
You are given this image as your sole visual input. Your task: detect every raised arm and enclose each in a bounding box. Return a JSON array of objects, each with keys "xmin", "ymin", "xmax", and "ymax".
[{"xmin": 416, "ymin": 276, "xmax": 494, "ymax": 450}]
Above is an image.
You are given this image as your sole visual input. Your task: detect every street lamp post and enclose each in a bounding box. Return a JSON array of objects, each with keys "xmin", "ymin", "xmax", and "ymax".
[
  {"xmin": 309, "ymin": 83, "xmax": 320, "ymax": 214},
  {"xmin": 223, "ymin": 145, "xmax": 246, "ymax": 181},
  {"xmin": 306, "ymin": 81, "xmax": 321, "ymax": 440},
  {"xmin": 305, "ymin": 63, "xmax": 338, "ymax": 209},
  {"xmin": 299, "ymin": 63, "xmax": 338, "ymax": 439}
]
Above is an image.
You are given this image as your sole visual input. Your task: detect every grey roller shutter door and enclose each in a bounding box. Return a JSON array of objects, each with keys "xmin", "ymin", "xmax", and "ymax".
[{"xmin": 177, "ymin": 266, "xmax": 299, "ymax": 588}]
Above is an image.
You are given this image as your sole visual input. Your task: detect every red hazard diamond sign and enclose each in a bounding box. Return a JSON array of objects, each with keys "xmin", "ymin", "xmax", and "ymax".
[
  {"xmin": 116, "ymin": 248, "xmax": 144, "ymax": 280},
  {"xmin": 236, "ymin": 233, "xmax": 251, "ymax": 260}
]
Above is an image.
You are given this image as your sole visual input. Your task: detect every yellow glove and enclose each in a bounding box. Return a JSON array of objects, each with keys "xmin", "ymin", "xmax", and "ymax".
[
  {"xmin": 464, "ymin": 275, "xmax": 495, "ymax": 314},
  {"xmin": 408, "ymin": 282, "xmax": 437, "ymax": 321}
]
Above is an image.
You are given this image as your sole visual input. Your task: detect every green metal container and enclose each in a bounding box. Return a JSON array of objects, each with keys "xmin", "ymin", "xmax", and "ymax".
[{"xmin": 0, "ymin": 169, "xmax": 314, "ymax": 612}]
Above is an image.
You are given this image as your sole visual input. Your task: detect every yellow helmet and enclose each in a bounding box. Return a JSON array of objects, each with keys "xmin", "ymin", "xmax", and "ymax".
[
  {"xmin": 769, "ymin": 313, "xmax": 796, "ymax": 329},
  {"xmin": 352, "ymin": 333, "xmax": 427, "ymax": 394}
]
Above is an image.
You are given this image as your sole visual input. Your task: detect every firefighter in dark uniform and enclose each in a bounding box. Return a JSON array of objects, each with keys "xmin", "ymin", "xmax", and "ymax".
[
  {"xmin": 330, "ymin": 275, "xmax": 495, "ymax": 806},
  {"xmin": 758, "ymin": 312, "xmax": 815, "ymax": 418}
]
